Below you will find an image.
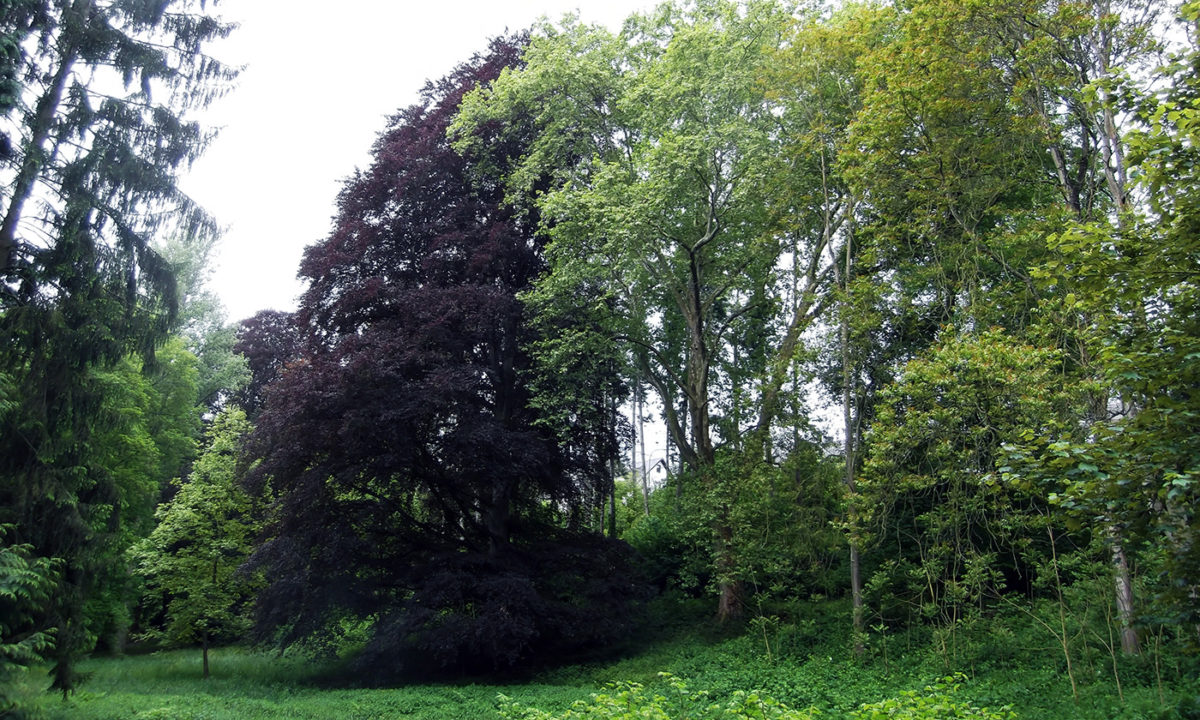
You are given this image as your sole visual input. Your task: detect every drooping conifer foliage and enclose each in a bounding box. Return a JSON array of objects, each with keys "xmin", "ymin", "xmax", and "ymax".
[
  {"xmin": 0, "ymin": 0, "xmax": 235, "ymax": 695},
  {"xmin": 245, "ymin": 35, "xmax": 643, "ymax": 679}
]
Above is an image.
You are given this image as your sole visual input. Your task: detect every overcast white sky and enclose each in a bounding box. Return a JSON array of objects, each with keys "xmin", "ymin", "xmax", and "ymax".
[{"xmin": 181, "ymin": 1, "xmax": 659, "ymax": 323}]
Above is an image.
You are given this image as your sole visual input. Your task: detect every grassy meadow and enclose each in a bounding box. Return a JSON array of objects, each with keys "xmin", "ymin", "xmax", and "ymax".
[{"xmin": 12, "ymin": 598, "xmax": 1198, "ymax": 720}]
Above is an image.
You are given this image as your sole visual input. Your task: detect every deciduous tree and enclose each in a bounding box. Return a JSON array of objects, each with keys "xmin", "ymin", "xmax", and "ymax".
[
  {"xmin": 855, "ymin": 332, "xmax": 1077, "ymax": 646},
  {"xmin": 245, "ymin": 36, "xmax": 642, "ymax": 677},
  {"xmin": 131, "ymin": 407, "xmax": 258, "ymax": 679},
  {"xmin": 454, "ymin": 0, "xmax": 846, "ymax": 621}
]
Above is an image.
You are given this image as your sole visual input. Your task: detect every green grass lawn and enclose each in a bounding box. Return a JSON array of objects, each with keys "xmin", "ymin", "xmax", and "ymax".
[
  {"xmin": 19, "ymin": 599, "xmax": 1200, "ymax": 719},
  {"xmin": 23, "ymin": 648, "xmax": 589, "ymax": 719}
]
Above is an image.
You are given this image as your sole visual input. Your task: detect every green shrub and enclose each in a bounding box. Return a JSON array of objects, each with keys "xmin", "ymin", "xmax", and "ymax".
[
  {"xmin": 848, "ymin": 675, "xmax": 1017, "ymax": 720},
  {"xmin": 498, "ymin": 672, "xmax": 1024, "ymax": 720},
  {"xmin": 497, "ymin": 673, "xmax": 821, "ymax": 719}
]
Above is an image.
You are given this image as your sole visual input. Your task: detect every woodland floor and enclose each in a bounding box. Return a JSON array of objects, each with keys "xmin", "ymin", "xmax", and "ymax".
[{"xmin": 18, "ymin": 598, "xmax": 1199, "ymax": 720}]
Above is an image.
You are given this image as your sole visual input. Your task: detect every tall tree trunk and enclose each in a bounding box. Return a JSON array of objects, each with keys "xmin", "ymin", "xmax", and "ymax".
[
  {"xmin": 674, "ymin": 396, "xmax": 687, "ymax": 503},
  {"xmin": 203, "ymin": 557, "xmax": 218, "ymax": 678},
  {"xmin": 608, "ymin": 388, "xmax": 618, "ymax": 538},
  {"xmin": 844, "ymin": 329, "xmax": 864, "ymax": 656},
  {"xmin": 713, "ymin": 515, "xmax": 741, "ymax": 620},
  {"xmin": 690, "ymin": 339, "xmax": 741, "ymax": 620},
  {"xmin": 1083, "ymin": 0, "xmax": 1140, "ymax": 658},
  {"xmin": 637, "ymin": 385, "xmax": 649, "ymax": 516},
  {"xmin": 677, "ymin": 247, "xmax": 742, "ymax": 619},
  {"xmin": 838, "ymin": 228, "xmax": 865, "ymax": 655},
  {"xmin": 715, "ymin": 506, "xmax": 741, "ymax": 621}
]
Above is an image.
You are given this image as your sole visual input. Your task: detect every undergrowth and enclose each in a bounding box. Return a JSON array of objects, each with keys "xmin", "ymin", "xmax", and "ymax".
[{"xmin": 23, "ymin": 596, "xmax": 1200, "ymax": 720}]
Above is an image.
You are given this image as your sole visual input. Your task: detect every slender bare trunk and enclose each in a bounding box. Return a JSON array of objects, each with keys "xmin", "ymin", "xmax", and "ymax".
[
  {"xmin": 608, "ymin": 388, "xmax": 618, "ymax": 538},
  {"xmin": 1110, "ymin": 524, "xmax": 1140, "ymax": 655},
  {"xmin": 842, "ymin": 247, "xmax": 864, "ymax": 655},
  {"xmin": 202, "ymin": 630, "xmax": 210, "ymax": 680},
  {"xmin": 637, "ymin": 386, "xmax": 649, "ymax": 516},
  {"xmin": 630, "ymin": 392, "xmax": 638, "ymax": 494}
]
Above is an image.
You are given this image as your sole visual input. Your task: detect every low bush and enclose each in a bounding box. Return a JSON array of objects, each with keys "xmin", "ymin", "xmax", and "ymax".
[
  {"xmin": 847, "ymin": 675, "xmax": 1016, "ymax": 720},
  {"xmin": 498, "ymin": 673, "xmax": 821, "ymax": 719},
  {"xmin": 499, "ymin": 672, "xmax": 1017, "ymax": 720}
]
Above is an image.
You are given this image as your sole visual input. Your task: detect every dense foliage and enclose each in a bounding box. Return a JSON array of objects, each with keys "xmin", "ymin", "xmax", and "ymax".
[
  {"xmin": 499, "ymin": 674, "xmax": 1015, "ymax": 720},
  {"xmin": 25, "ymin": 603, "xmax": 1200, "ymax": 719},
  {"xmin": 130, "ymin": 407, "xmax": 260, "ymax": 679},
  {"xmin": 0, "ymin": 525, "xmax": 55, "ymax": 715},
  {"xmin": 243, "ymin": 35, "xmax": 645, "ymax": 679},
  {"xmin": 0, "ymin": 0, "xmax": 237, "ymax": 702},
  {"xmin": 447, "ymin": 0, "xmax": 1198, "ymax": 691},
  {"xmin": 4, "ymin": 0, "xmax": 1199, "ymax": 715},
  {"xmin": 453, "ymin": 0, "xmax": 847, "ymax": 621}
]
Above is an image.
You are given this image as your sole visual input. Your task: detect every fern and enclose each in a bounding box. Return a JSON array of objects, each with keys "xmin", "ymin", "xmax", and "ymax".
[{"xmin": 0, "ymin": 525, "xmax": 57, "ymax": 715}]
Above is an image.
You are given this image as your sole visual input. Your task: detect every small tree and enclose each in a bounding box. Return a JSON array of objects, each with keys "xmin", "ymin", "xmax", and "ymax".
[{"xmin": 131, "ymin": 408, "xmax": 259, "ymax": 679}]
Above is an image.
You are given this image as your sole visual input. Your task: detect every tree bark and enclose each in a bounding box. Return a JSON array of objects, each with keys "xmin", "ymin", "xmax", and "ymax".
[
  {"xmin": 844, "ymin": 317, "xmax": 865, "ymax": 656},
  {"xmin": 486, "ymin": 478, "xmax": 513, "ymax": 556},
  {"xmin": 1110, "ymin": 524, "xmax": 1140, "ymax": 655},
  {"xmin": 637, "ymin": 386, "xmax": 649, "ymax": 516},
  {"xmin": 715, "ymin": 508, "xmax": 742, "ymax": 621},
  {"xmin": 837, "ymin": 223, "xmax": 865, "ymax": 655},
  {"xmin": 608, "ymin": 388, "xmax": 618, "ymax": 538}
]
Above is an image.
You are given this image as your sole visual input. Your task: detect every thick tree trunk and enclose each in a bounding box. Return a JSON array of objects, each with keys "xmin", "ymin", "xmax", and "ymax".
[
  {"xmin": 486, "ymin": 478, "xmax": 512, "ymax": 555},
  {"xmin": 715, "ymin": 510, "xmax": 742, "ymax": 621},
  {"xmin": 679, "ymin": 250, "xmax": 742, "ymax": 619}
]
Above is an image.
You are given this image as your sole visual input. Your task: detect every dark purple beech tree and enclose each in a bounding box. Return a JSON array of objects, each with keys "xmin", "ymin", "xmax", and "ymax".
[
  {"xmin": 233, "ymin": 309, "xmax": 302, "ymax": 419},
  {"xmin": 242, "ymin": 36, "xmax": 643, "ymax": 679}
]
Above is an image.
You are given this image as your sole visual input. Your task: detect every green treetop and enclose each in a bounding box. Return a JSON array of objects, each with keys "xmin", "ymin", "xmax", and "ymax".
[{"xmin": 131, "ymin": 407, "xmax": 259, "ymax": 679}]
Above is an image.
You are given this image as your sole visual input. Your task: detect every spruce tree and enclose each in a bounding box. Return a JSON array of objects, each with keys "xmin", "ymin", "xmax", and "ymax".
[{"xmin": 0, "ymin": 0, "xmax": 235, "ymax": 695}]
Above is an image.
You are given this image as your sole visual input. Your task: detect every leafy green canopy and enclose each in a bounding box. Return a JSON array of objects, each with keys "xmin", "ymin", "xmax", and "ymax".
[
  {"xmin": 131, "ymin": 407, "xmax": 259, "ymax": 678},
  {"xmin": 856, "ymin": 331, "xmax": 1077, "ymax": 623},
  {"xmin": 454, "ymin": 0, "xmax": 793, "ymax": 471},
  {"xmin": 1004, "ymin": 0, "xmax": 1200, "ymax": 629},
  {"xmin": 453, "ymin": 0, "xmax": 855, "ymax": 621}
]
